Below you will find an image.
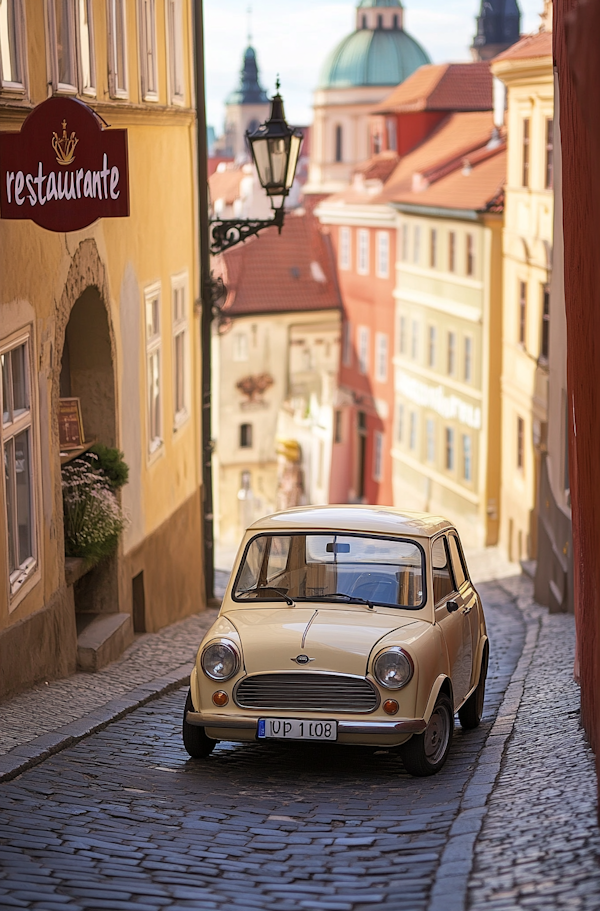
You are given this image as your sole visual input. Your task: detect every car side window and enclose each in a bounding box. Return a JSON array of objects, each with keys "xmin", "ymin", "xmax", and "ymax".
[
  {"xmin": 432, "ymin": 536, "xmax": 456, "ymax": 604},
  {"xmin": 447, "ymin": 534, "xmax": 467, "ymax": 589},
  {"xmin": 266, "ymin": 536, "xmax": 292, "ymax": 583}
]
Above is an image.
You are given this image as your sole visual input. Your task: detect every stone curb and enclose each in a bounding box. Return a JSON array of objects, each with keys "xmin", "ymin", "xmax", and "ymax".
[
  {"xmin": 0, "ymin": 663, "xmax": 192, "ymax": 784},
  {"xmin": 427, "ymin": 587, "xmax": 543, "ymax": 911}
]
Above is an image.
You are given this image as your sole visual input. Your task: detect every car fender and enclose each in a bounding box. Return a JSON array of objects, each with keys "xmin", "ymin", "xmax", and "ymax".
[
  {"xmin": 423, "ymin": 674, "xmax": 453, "ymax": 723},
  {"xmin": 472, "ymin": 635, "xmax": 489, "ymax": 688}
]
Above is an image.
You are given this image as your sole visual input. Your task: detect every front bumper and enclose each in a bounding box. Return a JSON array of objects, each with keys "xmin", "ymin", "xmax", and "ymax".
[{"xmin": 185, "ymin": 710, "xmax": 427, "ymax": 736}]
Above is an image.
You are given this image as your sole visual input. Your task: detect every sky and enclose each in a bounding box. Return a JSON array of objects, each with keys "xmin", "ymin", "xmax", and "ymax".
[{"xmin": 204, "ymin": 0, "xmax": 545, "ymax": 132}]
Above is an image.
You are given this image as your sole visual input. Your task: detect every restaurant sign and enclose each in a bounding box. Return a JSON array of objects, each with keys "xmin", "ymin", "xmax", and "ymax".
[{"xmin": 0, "ymin": 96, "xmax": 129, "ymax": 232}]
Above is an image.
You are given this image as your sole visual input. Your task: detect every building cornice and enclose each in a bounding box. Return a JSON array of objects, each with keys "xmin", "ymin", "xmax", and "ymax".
[
  {"xmin": 315, "ymin": 202, "xmax": 396, "ymax": 228},
  {"xmin": 391, "ymin": 202, "xmax": 480, "ymax": 221}
]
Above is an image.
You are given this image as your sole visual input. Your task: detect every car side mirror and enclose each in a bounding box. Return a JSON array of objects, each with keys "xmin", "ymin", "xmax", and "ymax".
[{"xmin": 446, "ymin": 600, "xmax": 459, "ymax": 613}]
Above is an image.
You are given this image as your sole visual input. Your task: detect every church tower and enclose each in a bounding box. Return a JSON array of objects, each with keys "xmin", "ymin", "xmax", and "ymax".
[
  {"xmin": 222, "ymin": 45, "xmax": 270, "ymax": 160},
  {"xmin": 471, "ymin": 0, "xmax": 521, "ymax": 60}
]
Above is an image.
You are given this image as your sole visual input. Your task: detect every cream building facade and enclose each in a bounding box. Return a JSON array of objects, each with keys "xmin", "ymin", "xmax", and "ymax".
[
  {"xmin": 491, "ymin": 26, "xmax": 553, "ymax": 562},
  {"xmin": 0, "ymin": 1, "xmax": 204, "ymax": 697}
]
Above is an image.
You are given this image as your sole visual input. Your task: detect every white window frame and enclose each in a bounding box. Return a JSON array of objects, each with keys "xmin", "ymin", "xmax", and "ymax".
[
  {"xmin": 462, "ymin": 433, "xmax": 472, "ymax": 481},
  {"xmin": 398, "ymin": 315, "xmax": 406, "ymax": 355},
  {"xmin": 447, "ymin": 331, "xmax": 456, "ymax": 376},
  {"xmin": 339, "ymin": 226, "xmax": 351, "ymax": 271},
  {"xmin": 357, "ymin": 325, "xmax": 369, "ymax": 375},
  {"xmin": 357, "ymin": 229, "xmax": 369, "ymax": 276},
  {"xmin": 47, "ymin": 0, "xmax": 78, "ymax": 93},
  {"xmin": 413, "ymin": 225, "xmax": 421, "ymax": 265},
  {"xmin": 1, "ymin": 330, "xmax": 39, "ymax": 606},
  {"xmin": 0, "ymin": 0, "xmax": 27, "ymax": 94},
  {"xmin": 376, "ymin": 231, "xmax": 389, "ymax": 279},
  {"xmin": 145, "ymin": 282, "xmax": 163, "ymax": 456},
  {"xmin": 139, "ymin": 0, "xmax": 158, "ymax": 101},
  {"xmin": 375, "ymin": 332, "xmax": 388, "ymax": 383},
  {"xmin": 464, "ymin": 335, "xmax": 473, "ymax": 383},
  {"xmin": 426, "ymin": 418, "xmax": 435, "ymax": 463},
  {"xmin": 77, "ymin": 0, "xmax": 95, "ymax": 95},
  {"xmin": 171, "ymin": 271, "xmax": 189, "ymax": 431},
  {"xmin": 166, "ymin": 0, "xmax": 184, "ymax": 105},
  {"xmin": 232, "ymin": 332, "xmax": 249, "ymax": 362},
  {"xmin": 373, "ymin": 431, "xmax": 383, "ymax": 482},
  {"xmin": 108, "ymin": 0, "xmax": 128, "ymax": 98}
]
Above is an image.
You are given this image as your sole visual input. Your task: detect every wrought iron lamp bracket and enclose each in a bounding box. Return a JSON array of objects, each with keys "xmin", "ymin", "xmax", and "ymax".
[{"xmin": 209, "ymin": 206, "xmax": 284, "ymax": 255}]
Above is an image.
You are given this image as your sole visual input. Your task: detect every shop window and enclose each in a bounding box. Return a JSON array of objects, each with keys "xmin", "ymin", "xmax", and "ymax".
[
  {"xmin": 166, "ymin": 0, "xmax": 184, "ymax": 104},
  {"xmin": 139, "ymin": 0, "xmax": 158, "ymax": 100},
  {"xmin": 0, "ymin": 0, "xmax": 26, "ymax": 91},
  {"xmin": 1, "ymin": 335, "xmax": 37, "ymax": 601},
  {"xmin": 145, "ymin": 284, "xmax": 162, "ymax": 454},
  {"xmin": 240, "ymin": 423, "xmax": 253, "ymax": 448},
  {"xmin": 172, "ymin": 272, "xmax": 188, "ymax": 428},
  {"xmin": 375, "ymin": 333, "xmax": 388, "ymax": 383},
  {"xmin": 108, "ymin": 0, "xmax": 127, "ymax": 97}
]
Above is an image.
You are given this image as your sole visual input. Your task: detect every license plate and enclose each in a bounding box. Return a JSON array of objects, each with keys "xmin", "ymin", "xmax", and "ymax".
[{"xmin": 258, "ymin": 718, "xmax": 337, "ymax": 741}]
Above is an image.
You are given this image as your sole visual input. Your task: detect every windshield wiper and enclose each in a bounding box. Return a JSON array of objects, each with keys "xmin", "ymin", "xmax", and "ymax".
[
  {"xmin": 296, "ymin": 592, "xmax": 374, "ymax": 611},
  {"xmin": 237, "ymin": 586, "xmax": 295, "ymax": 606}
]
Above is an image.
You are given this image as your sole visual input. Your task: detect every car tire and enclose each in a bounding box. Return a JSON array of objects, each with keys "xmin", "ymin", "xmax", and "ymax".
[
  {"xmin": 400, "ymin": 693, "xmax": 453, "ymax": 777},
  {"xmin": 458, "ymin": 645, "xmax": 489, "ymax": 730},
  {"xmin": 182, "ymin": 690, "xmax": 217, "ymax": 758}
]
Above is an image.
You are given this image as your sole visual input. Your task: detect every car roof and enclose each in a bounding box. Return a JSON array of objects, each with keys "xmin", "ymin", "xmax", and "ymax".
[{"xmin": 247, "ymin": 505, "xmax": 454, "ymax": 539}]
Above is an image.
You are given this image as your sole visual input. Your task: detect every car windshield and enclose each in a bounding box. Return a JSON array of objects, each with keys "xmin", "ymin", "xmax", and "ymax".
[{"xmin": 233, "ymin": 533, "xmax": 425, "ymax": 609}]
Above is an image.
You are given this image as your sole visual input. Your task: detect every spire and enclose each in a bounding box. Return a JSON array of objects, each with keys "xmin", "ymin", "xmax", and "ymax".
[
  {"xmin": 226, "ymin": 43, "xmax": 270, "ymax": 106},
  {"xmin": 471, "ymin": 0, "xmax": 521, "ymax": 61}
]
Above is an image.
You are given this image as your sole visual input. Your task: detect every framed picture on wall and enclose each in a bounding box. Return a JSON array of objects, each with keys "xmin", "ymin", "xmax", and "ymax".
[{"xmin": 58, "ymin": 398, "xmax": 85, "ymax": 450}]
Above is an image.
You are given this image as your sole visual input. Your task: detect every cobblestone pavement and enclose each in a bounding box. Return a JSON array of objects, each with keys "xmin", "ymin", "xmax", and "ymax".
[{"xmin": 0, "ymin": 579, "xmax": 525, "ymax": 910}]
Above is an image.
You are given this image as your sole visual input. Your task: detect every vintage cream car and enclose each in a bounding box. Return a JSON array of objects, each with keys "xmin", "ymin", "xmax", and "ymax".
[{"xmin": 183, "ymin": 506, "xmax": 488, "ymax": 776}]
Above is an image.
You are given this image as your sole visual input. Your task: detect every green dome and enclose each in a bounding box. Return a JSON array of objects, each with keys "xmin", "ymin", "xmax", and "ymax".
[{"xmin": 318, "ymin": 27, "xmax": 430, "ymax": 89}]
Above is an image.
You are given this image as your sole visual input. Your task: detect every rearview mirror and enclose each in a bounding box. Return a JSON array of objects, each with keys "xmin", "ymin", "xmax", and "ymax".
[{"xmin": 446, "ymin": 601, "xmax": 459, "ymax": 613}]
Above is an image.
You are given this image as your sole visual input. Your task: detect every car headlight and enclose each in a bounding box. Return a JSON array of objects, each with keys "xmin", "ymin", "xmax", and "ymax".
[
  {"xmin": 373, "ymin": 647, "xmax": 414, "ymax": 690},
  {"xmin": 201, "ymin": 640, "xmax": 240, "ymax": 681}
]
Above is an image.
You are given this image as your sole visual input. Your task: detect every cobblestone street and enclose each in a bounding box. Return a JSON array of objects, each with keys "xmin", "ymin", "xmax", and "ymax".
[{"xmin": 0, "ymin": 562, "xmax": 599, "ymax": 910}]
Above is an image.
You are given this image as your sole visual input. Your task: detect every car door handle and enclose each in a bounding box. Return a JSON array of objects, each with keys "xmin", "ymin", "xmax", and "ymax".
[{"xmin": 461, "ymin": 606, "xmax": 472, "ymax": 614}]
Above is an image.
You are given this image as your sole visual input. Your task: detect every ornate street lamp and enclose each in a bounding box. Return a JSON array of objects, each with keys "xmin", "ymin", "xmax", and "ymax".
[{"xmin": 209, "ymin": 80, "xmax": 304, "ymax": 254}]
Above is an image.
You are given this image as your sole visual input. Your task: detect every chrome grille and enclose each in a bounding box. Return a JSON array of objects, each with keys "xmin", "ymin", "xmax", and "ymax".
[{"xmin": 234, "ymin": 673, "xmax": 379, "ymax": 713}]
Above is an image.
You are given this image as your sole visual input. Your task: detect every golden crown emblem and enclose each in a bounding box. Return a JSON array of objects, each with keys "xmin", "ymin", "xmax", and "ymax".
[{"xmin": 52, "ymin": 120, "xmax": 78, "ymax": 166}]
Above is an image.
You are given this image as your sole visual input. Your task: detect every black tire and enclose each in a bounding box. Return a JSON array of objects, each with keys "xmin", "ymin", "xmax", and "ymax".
[
  {"xmin": 400, "ymin": 693, "xmax": 453, "ymax": 776},
  {"xmin": 458, "ymin": 646, "xmax": 489, "ymax": 730},
  {"xmin": 182, "ymin": 690, "xmax": 217, "ymax": 758}
]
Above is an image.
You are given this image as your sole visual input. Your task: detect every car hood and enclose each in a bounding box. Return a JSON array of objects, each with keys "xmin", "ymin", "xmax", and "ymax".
[{"xmin": 225, "ymin": 606, "xmax": 429, "ymax": 676}]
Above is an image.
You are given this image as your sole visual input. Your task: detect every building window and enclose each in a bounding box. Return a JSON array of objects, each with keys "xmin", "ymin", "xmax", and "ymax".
[
  {"xmin": 426, "ymin": 418, "xmax": 435, "ymax": 463},
  {"xmin": 334, "ymin": 409, "xmax": 343, "ymax": 444},
  {"xmin": 376, "ymin": 231, "xmax": 389, "ymax": 278},
  {"xmin": 357, "ymin": 229, "xmax": 369, "ymax": 275},
  {"xmin": 339, "ymin": 226, "xmax": 351, "ymax": 270},
  {"xmin": 413, "ymin": 225, "xmax": 421, "ymax": 264},
  {"xmin": 398, "ymin": 315, "xmax": 406, "ymax": 355},
  {"xmin": 448, "ymin": 231, "xmax": 456, "ymax": 273},
  {"xmin": 172, "ymin": 273, "xmax": 188, "ymax": 428},
  {"xmin": 464, "ymin": 336, "xmax": 472, "ymax": 383},
  {"xmin": 342, "ymin": 320, "xmax": 352, "ymax": 367},
  {"xmin": 519, "ymin": 281, "xmax": 527, "ymax": 346},
  {"xmin": 409, "ymin": 412, "xmax": 417, "ymax": 451},
  {"xmin": 401, "ymin": 223, "xmax": 408, "ymax": 262},
  {"xmin": 522, "ymin": 118, "xmax": 530, "ymax": 187},
  {"xmin": 233, "ymin": 333, "xmax": 249, "ymax": 362},
  {"xmin": 108, "ymin": 0, "xmax": 127, "ymax": 97},
  {"xmin": 0, "ymin": 0, "xmax": 26, "ymax": 90},
  {"xmin": 466, "ymin": 233, "xmax": 475, "ymax": 276},
  {"xmin": 429, "ymin": 228, "xmax": 437, "ymax": 268},
  {"xmin": 139, "ymin": 0, "xmax": 158, "ymax": 100},
  {"xmin": 166, "ymin": 0, "xmax": 184, "ymax": 104},
  {"xmin": 240, "ymin": 423, "xmax": 253, "ymax": 448},
  {"xmin": 357, "ymin": 326, "xmax": 369, "ymax": 374},
  {"xmin": 428, "ymin": 325, "xmax": 436, "ymax": 369},
  {"xmin": 77, "ymin": 0, "xmax": 95, "ymax": 93},
  {"xmin": 445, "ymin": 427, "xmax": 454, "ymax": 471},
  {"xmin": 517, "ymin": 416, "xmax": 524, "ymax": 469},
  {"xmin": 462, "ymin": 434, "xmax": 472, "ymax": 481},
  {"xmin": 1, "ymin": 336, "xmax": 37, "ymax": 600},
  {"xmin": 335, "ymin": 124, "xmax": 343, "ymax": 163},
  {"xmin": 387, "ymin": 117, "xmax": 397, "ymax": 151},
  {"xmin": 375, "ymin": 333, "xmax": 388, "ymax": 383},
  {"xmin": 397, "ymin": 403, "xmax": 404, "ymax": 442},
  {"xmin": 540, "ymin": 284, "xmax": 550, "ymax": 362},
  {"xmin": 373, "ymin": 431, "xmax": 383, "ymax": 482},
  {"xmin": 145, "ymin": 284, "xmax": 162, "ymax": 454},
  {"xmin": 545, "ymin": 118, "xmax": 554, "ymax": 189},
  {"xmin": 447, "ymin": 331, "xmax": 456, "ymax": 376},
  {"xmin": 411, "ymin": 320, "xmax": 419, "ymax": 360},
  {"xmin": 49, "ymin": 0, "xmax": 77, "ymax": 90}
]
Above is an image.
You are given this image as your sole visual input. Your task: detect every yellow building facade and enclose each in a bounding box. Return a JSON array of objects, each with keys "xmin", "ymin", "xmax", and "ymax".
[
  {"xmin": 491, "ymin": 27, "xmax": 553, "ymax": 562},
  {"xmin": 0, "ymin": 0, "xmax": 204, "ymax": 697}
]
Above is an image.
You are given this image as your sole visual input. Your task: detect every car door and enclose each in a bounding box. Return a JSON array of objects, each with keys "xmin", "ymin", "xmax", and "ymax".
[
  {"xmin": 432, "ymin": 534, "xmax": 471, "ymax": 707},
  {"xmin": 447, "ymin": 531, "xmax": 480, "ymax": 691}
]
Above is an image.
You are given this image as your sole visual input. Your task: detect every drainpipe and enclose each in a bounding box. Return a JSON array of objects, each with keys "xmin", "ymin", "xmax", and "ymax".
[{"xmin": 192, "ymin": 0, "xmax": 215, "ymax": 605}]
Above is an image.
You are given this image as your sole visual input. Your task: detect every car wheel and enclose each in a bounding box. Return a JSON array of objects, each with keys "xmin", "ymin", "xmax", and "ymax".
[
  {"xmin": 458, "ymin": 645, "xmax": 489, "ymax": 730},
  {"xmin": 182, "ymin": 690, "xmax": 217, "ymax": 758},
  {"xmin": 400, "ymin": 693, "xmax": 453, "ymax": 777}
]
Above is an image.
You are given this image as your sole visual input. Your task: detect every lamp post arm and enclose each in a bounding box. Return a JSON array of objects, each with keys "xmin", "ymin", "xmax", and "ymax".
[{"xmin": 209, "ymin": 206, "xmax": 285, "ymax": 255}]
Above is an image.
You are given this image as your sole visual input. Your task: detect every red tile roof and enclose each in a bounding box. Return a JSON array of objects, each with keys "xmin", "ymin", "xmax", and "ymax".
[
  {"xmin": 375, "ymin": 62, "xmax": 492, "ymax": 114},
  {"xmin": 354, "ymin": 151, "xmax": 401, "ymax": 183},
  {"xmin": 209, "ymin": 167, "xmax": 245, "ymax": 207},
  {"xmin": 493, "ymin": 31, "xmax": 552, "ymax": 62},
  {"xmin": 390, "ymin": 147, "xmax": 507, "ymax": 212},
  {"xmin": 218, "ymin": 210, "xmax": 342, "ymax": 317}
]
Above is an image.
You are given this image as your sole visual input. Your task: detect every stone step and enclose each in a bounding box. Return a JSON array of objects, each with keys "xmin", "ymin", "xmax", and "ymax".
[{"xmin": 76, "ymin": 612, "xmax": 133, "ymax": 672}]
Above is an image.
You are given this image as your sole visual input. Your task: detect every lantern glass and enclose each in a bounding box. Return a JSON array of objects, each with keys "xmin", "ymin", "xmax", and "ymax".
[
  {"xmin": 251, "ymin": 137, "xmax": 272, "ymax": 188},
  {"xmin": 285, "ymin": 133, "xmax": 302, "ymax": 190},
  {"xmin": 269, "ymin": 137, "xmax": 288, "ymax": 188}
]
